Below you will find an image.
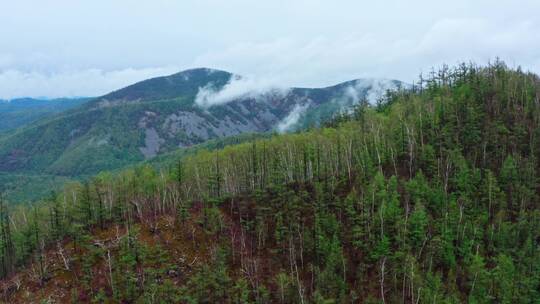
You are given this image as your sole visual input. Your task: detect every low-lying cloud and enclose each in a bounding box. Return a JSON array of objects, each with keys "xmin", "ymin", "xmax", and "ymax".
[
  {"xmin": 194, "ymin": 76, "xmax": 290, "ymax": 108},
  {"xmin": 340, "ymin": 79, "xmax": 404, "ymax": 107},
  {"xmin": 277, "ymin": 102, "xmax": 311, "ymax": 133}
]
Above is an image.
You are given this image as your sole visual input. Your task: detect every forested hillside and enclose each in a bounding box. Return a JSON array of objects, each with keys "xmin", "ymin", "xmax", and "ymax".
[
  {"xmin": 0, "ymin": 62, "xmax": 538, "ymax": 303},
  {"xmin": 0, "ymin": 69, "xmax": 400, "ymax": 203},
  {"xmin": 0, "ymin": 97, "xmax": 89, "ymax": 133},
  {"xmin": 0, "ymin": 68, "xmax": 400, "ymax": 177}
]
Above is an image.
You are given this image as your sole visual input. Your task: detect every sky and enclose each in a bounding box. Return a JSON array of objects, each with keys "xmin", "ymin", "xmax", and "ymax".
[{"xmin": 0, "ymin": 0, "xmax": 539, "ymax": 99}]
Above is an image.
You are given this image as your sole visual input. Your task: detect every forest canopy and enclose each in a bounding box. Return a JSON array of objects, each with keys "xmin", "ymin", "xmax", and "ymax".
[{"xmin": 0, "ymin": 61, "xmax": 539, "ymax": 303}]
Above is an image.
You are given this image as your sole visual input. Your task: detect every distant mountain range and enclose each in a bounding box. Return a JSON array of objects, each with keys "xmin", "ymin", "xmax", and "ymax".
[
  {"xmin": 0, "ymin": 68, "xmax": 404, "ymax": 177},
  {"xmin": 0, "ymin": 97, "xmax": 90, "ymax": 133}
]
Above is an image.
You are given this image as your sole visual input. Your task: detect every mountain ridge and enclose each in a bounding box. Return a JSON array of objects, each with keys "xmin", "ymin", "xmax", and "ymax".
[
  {"xmin": 0, "ymin": 68, "xmax": 404, "ymax": 178},
  {"xmin": 1, "ymin": 63, "xmax": 538, "ymax": 303},
  {"xmin": 0, "ymin": 97, "xmax": 90, "ymax": 133}
]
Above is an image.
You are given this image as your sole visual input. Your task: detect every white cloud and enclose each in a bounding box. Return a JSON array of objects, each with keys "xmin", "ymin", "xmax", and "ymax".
[
  {"xmin": 365, "ymin": 80, "xmax": 404, "ymax": 104},
  {"xmin": 193, "ymin": 18, "xmax": 540, "ymax": 88},
  {"xmin": 277, "ymin": 102, "xmax": 310, "ymax": 133},
  {"xmin": 337, "ymin": 79, "xmax": 405, "ymax": 109},
  {"xmin": 0, "ymin": 0, "xmax": 539, "ymax": 98},
  {"xmin": 194, "ymin": 75, "xmax": 289, "ymax": 107}
]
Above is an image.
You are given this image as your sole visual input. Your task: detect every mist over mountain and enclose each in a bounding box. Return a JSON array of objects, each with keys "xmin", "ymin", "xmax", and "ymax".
[
  {"xmin": 0, "ymin": 68, "xmax": 404, "ymax": 177},
  {"xmin": 1, "ymin": 1, "xmax": 538, "ymax": 302},
  {"xmin": 2, "ymin": 63, "xmax": 539, "ymax": 303}
]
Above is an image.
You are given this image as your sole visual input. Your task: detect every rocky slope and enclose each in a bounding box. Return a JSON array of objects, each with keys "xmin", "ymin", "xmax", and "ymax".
[{"xmin": 0, "ymin": 68, "xmax": 403, "ymax": 177}]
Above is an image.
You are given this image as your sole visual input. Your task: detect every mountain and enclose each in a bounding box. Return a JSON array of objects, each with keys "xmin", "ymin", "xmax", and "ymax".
[
  {"xmin": 0, "ymin": 68, "xmax": 403, "ymax": 177},
  {"xmin": 0, "ymin": 97, "xmax": 90, "ymax": 133},
  {"xmin": 1, "ymin": 63, "xmax": 538, "ymax": 303}
]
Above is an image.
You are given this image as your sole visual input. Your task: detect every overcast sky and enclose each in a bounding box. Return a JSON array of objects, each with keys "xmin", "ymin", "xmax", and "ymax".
[{"xmin": 0, "ymin": 0, "xmax": 539, "ymax": 99}]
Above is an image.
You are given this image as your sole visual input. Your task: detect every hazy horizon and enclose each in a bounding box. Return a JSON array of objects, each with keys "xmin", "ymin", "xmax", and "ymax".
[{"xmin": 1, "ymin": 0, "xmax": 539, "ymax": 99}]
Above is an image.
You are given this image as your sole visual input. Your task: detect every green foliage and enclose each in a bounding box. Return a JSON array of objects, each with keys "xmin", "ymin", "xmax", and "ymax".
[
  {"xmin": 0, "ymin": 97, "xmax": 89, "ymax": 132},
  {"xmin": 182, "ymin": 248, "xmax": 231, "ymax": 303},
  {"xmin": 2, "ymin": 62, "xmax": 540, "ymax": 303}
]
